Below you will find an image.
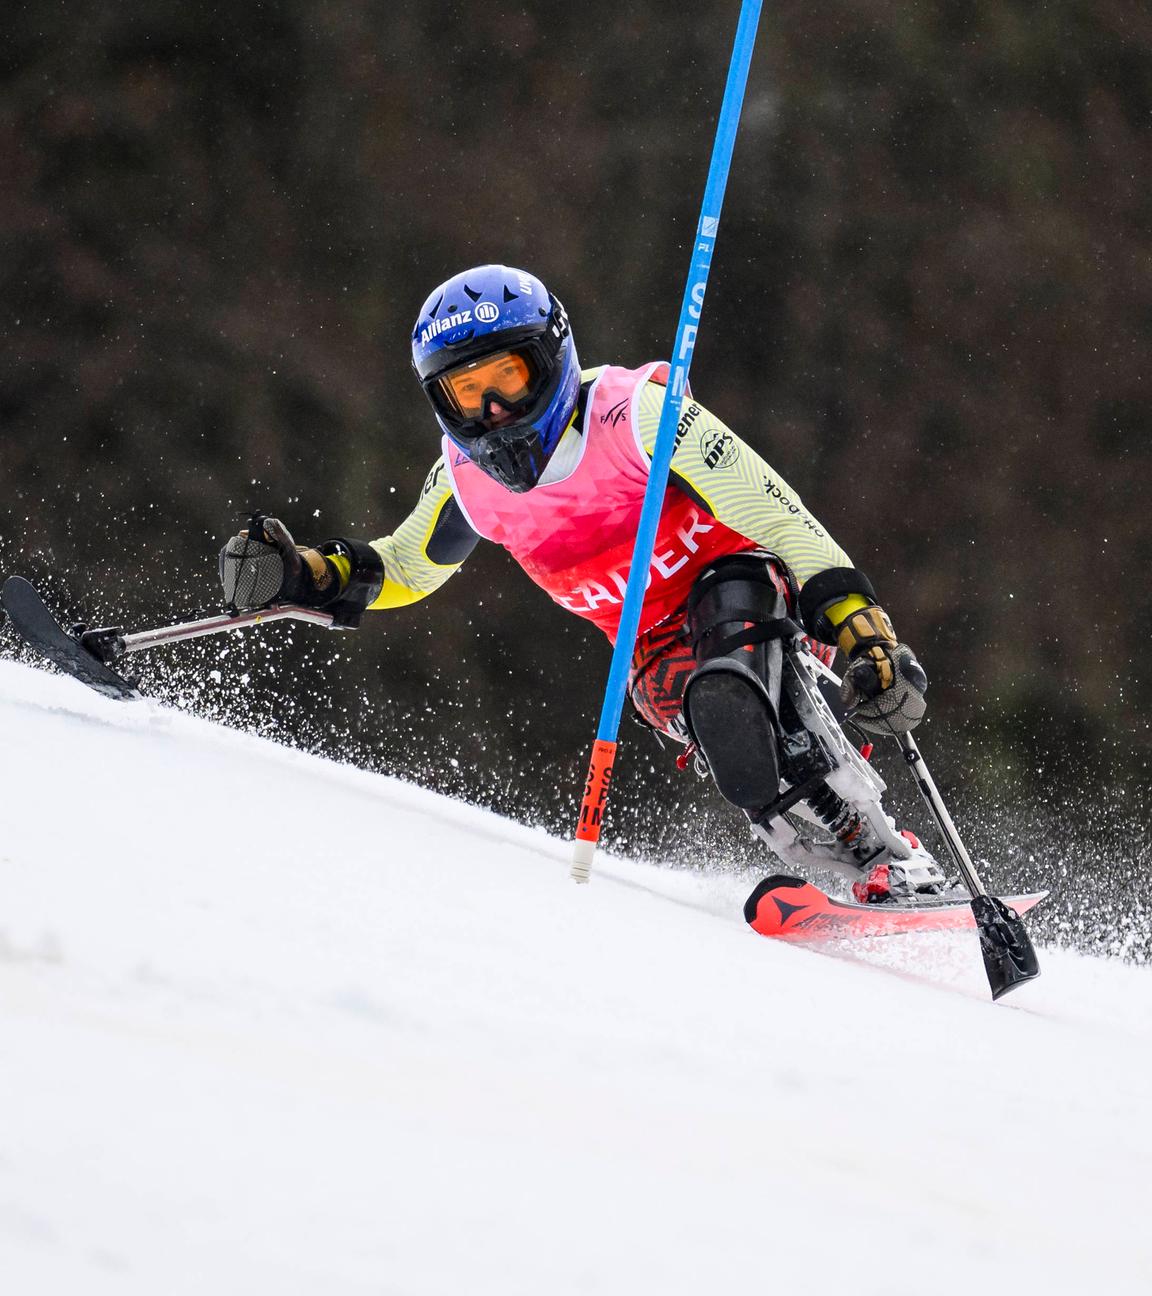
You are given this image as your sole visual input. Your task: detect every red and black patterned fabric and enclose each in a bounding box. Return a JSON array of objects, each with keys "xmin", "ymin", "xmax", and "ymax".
[{"xmin": 629, "ymin": 615, "xmax": 697, "ymax": 733}]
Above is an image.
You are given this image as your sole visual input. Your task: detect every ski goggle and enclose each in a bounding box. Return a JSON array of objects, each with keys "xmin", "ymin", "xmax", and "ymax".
[{"xmin": 436, "ymin": 349, "xmax": 536, "ymax": 420}]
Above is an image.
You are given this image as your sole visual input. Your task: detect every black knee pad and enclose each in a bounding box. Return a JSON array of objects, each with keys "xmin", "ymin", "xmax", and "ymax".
[{"xmin": 681, "ymin": 555, "xmax": 795, "ymax": 813}]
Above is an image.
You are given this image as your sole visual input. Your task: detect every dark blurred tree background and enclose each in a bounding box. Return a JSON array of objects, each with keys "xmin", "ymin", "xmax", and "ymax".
[{"xmin": 1, "ymin": 1, "xmax": 1149, "ymax": 945}]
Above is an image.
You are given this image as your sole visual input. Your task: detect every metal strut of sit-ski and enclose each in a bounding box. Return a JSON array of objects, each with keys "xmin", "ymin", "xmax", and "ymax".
[{"xmin": 571, "ymin": 0, "xmax": 764, "ymax": 883}]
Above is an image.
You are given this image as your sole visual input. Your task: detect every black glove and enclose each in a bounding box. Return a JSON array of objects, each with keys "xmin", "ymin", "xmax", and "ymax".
[
  {"xmin": 219, "ymin": 517, "xmax": 342, "ymax": 610},
  {"xmin": 836, "ymin": 604, "xmax": 927, "ymax": 734}
]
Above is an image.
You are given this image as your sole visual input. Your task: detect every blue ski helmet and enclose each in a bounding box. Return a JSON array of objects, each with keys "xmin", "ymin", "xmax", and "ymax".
[{"xmin": 411, "ymin": 264, "xmax": 580, "ymax": 492}]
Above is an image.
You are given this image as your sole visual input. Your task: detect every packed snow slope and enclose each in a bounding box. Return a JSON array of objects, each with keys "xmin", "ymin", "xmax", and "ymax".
[{"xmin": 0, "ymin": 659, "xmax": 1149, "ymax": 1296}]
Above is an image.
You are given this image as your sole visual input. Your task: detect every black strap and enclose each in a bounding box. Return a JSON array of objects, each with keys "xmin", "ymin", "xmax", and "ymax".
[
  {"xmin": 318, "ymin": 537, "xmax": 385, "ymax": 613},
  {"xmin": 703, "ymin": 617, "xmax": 803, "ymax": 658},
  {"xmin": 694, "ymin": 604, "xmax": 782, "ymax": 632},
  {"xmin": 751, "ymin": 772, "xmax": 828, "ymax": 826}
]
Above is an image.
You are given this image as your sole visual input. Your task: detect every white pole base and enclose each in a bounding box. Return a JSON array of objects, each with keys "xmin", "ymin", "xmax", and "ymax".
[{"xmin": 570, "ymin": 839, "xmax": 596, "ymax": 884}]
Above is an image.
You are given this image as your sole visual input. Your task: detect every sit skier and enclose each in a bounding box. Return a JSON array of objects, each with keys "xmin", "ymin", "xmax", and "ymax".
[{"xmin": 220, "ymin": 264, "xmax": 946, "ymax": 903}]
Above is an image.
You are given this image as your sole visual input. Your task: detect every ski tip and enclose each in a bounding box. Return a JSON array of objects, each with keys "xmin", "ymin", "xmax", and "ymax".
[
  {"xmin": 743, "ymin": 874, "xmax": 800, "ymax": 925},
  {"xmin": 743, "ymin": 875, "xmax": 829, "ymax": 938}
]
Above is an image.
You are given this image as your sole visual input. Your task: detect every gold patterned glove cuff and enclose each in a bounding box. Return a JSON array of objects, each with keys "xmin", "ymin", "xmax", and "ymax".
[{"xmin": 835, "ymin": 605, "xmax": 897, "ymax": 658}]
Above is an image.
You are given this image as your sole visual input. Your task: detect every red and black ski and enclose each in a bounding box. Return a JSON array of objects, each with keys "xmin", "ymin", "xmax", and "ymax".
[{"xmin": 745, "ymin": 874, "xmax": 1047, "ymax": 942}]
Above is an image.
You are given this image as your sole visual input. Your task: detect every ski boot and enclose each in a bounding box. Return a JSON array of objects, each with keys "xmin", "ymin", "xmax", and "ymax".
[{"xmin": 850, "ymin": 829, "xmax": 949, "ymax": 904}]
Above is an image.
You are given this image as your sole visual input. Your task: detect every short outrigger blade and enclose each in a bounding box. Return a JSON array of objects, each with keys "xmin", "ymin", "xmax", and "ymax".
[
  {"xmin": 1, "ymin": 575, "xmax": 337, "ymax": 703},
  {"xmin": 1, "ymin": 576, "xmax": 140, "ymax": 700},
  {"xmin": 971, "ymin": 894, "xmax": 1042, "ymax": 1001}
]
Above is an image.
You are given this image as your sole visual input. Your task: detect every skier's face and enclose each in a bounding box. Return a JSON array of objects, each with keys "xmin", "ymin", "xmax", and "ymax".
[{"xmin": 439, "ymin": 350, "xmax": 533, "ymax": 421}]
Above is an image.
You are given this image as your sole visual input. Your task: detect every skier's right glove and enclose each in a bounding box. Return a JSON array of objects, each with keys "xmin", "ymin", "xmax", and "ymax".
[
  {"xmin": 836, "ymin": 605, "xmax": 928, "ymax": 734},
  {"xmin": 219, "ymin": 517, "xmax": 343, "ymax": 610}
]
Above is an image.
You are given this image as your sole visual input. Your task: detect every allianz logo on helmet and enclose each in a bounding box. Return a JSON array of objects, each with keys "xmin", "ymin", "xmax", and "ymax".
[
  {"xmin": 419, "ymin": 301, "xmax": 501, "ymax": 346},
  {"xmin": 420, "ymin": 310, "xmax": 472, "ymax": 346}
]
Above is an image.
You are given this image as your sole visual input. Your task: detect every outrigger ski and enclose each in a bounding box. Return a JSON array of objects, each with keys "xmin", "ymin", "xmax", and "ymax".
[
  {"xmin": 1, "ymin": 576, "xmax": 141, "ymax": 700},
  {"xmin": 745, "ymin": 874, "xmax": 1048, "ymax": 942},
  {"xmin": 1, "ymin": 571, "xmax": 340, "ymax": 703}
]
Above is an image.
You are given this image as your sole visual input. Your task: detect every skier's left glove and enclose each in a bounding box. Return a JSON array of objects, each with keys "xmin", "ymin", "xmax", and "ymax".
[
  {"xmin": 836, "ymin": 605, "xmax": 927, "ymax": 734},
  {"xmin": 219, "ymin": 517, "xmax": 343, "ymax": 610}
]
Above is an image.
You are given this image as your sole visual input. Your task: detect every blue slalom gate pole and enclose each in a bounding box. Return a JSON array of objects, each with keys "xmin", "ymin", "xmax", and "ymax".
[{"xmin": 572, "ymin": 0, "xmax": 764, "ymax": 881}]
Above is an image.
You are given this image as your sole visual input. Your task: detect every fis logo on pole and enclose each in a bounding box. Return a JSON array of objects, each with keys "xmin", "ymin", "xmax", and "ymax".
[
  {"xmin": 700, "ymin": 215, "xmax": 720, "ymax": 239},
  {"xmin": 474, "ymin": 302, "xmax": 500, "ymax": 324}
]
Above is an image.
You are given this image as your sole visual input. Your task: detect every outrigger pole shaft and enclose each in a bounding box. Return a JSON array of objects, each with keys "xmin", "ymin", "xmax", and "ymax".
[{"xmin": 110, "ymin": 606, "xmax": 335, "ymax": 659}]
